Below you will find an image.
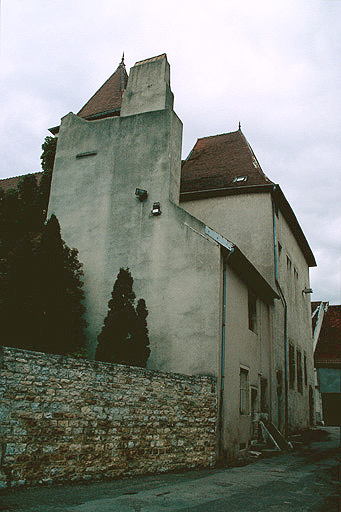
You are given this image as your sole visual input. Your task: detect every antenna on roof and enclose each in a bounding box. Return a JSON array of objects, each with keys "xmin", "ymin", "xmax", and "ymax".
[{"xmin": 238, "ymin": 121, "xmax": 241, "ymax": 130}]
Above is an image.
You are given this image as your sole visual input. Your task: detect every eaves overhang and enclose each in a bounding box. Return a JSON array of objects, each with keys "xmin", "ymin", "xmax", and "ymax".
[
  {"xmin": 205, "ymin": 226, "xmax": 279, "ymax": 304},
  {"xmin": 180, "ymin": 184, "xmax": 273, "ymax": 202},
  {"xmin": 272, "ymin": 185, "xmax": 316, "ymax": 268}
]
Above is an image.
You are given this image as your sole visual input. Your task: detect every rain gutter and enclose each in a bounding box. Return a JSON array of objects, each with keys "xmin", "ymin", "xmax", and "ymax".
[{"xmin": 272, "ymin": 190, "xmax": 289, "ymax": 435}]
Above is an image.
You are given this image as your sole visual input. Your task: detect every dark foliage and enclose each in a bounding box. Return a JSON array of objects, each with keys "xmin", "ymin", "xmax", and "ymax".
[
  {"xmin": 40, "ymin": 136, "xmax": 57, "ymax": 174},
  {"xmin": 39, "ymin": 136, "xmax": 56, "ymax": 218},
  {"xmin": 39, "ymin": 215, "xmax": 87, "ymax": 354},
  {"xmin": 0, "ymin": 136, "xmax": 86, "ymax": 355},
  {"xmin": 96, "ymin": 268, "xmax": 150, "ymax": 367}
]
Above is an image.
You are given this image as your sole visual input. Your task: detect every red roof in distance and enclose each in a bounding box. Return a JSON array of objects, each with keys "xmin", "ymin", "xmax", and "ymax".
[{"xmin": 315, "ymin": 305, "xmax": 341, "ymax": 365}]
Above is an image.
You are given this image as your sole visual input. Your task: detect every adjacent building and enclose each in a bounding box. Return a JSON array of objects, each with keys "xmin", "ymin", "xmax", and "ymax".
[{"xmin": 312, "ymin": 302, "xmax": 341, "ymax": 426}]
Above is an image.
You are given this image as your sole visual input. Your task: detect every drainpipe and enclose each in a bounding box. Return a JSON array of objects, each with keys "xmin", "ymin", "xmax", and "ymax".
[
  {"xmin": 218, "ymin": 248, "xmax": 234, "ymax": 461},
  {"xmin": 272, "ymin": 191, "xmax": 289, "ymax": 436}
]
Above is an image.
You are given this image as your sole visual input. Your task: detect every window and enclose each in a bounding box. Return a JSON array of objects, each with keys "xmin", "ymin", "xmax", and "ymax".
[
  {"xmin": 289, "ymin": 343, "xmax": 295, "ymax": 389},
  {"xmin": 287, "ymin": 256, "xmax": 292, "ymax": 270},
  {"xmin": 297, "ymin": 349, "xmax": 303, "ymax": 393},
  {"xmin": 233, "ymin": 175, "xmax": 248, "ymax": 183},
  {"xmin": 304, "ymin": 353, "xmax": 307, "ymax": 386},
  {"xmin": 240, "ymin": 368, "xmax": 249, "ymax": 415},
  {"xmin": 248, "ymin": 290, "xmax": 257, "ymax": 333}
]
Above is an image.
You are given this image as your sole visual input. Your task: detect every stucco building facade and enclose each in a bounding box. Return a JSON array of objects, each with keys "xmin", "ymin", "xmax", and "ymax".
[{"xmin": 44, "ymin": 54, "xmax": 316, "ymax": 458}]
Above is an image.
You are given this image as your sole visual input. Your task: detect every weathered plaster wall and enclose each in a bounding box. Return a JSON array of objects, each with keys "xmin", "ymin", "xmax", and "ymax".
[
  {"xmin": 183, "ymin": 192, "xmax": 314, "ymax": 433},
  {"xmin": 221, "ymin": 267, "xmax": 272, "ymax": 457},
  {"xmin": 48, "ymin": 109, "xmax": 222, "ymax": 375},
  {"xmin": 182, "ymin": 193, "xmax": 275, "ymax": 286},
  {"xmin": 275, "ymin": 209, "xmax": 314, "ymax": 430},
  {"xmin": 0, "ymin": 347, "xmax": 217, "ymax": 488}
]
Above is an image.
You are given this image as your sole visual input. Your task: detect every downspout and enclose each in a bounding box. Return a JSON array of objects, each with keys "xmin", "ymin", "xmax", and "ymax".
[
  {"xmin": 272, "ymin": 190, "xmax": 289, "ymax": 436},
  {"xmin": 218, "ymin": 248, "xmax": 234, "ymax": 461}
]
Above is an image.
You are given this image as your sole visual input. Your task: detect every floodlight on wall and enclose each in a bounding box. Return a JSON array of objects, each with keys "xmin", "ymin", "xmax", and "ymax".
[
  {"xmin": 151, "ymin": 202, "xmax": 161, "ymax": 216},
  {"xmin": 302, "ymin": 288, "xmax": 313, "ymax": 294},
  {"xmin": 135, "ymin": 188, "xmax": 148, "ymax": 201}
]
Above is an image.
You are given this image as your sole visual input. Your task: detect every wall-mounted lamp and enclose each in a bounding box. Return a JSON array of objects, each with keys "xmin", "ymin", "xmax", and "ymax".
[
  {"xmin": 151, "ymin": 202, "xmax": 161, "ymax": 216},
  {"xmin": 302, "ymin": 288, "xmax": 313, "ymax": 294},
  {"xmin": 135, "ymin": 188, "xmax": 148, "ymax": 202}
]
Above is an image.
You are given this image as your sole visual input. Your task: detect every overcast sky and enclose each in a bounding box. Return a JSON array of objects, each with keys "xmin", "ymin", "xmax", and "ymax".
[{"xmin": 1, "ymin": 0, "xmax": 340, "ymax": 304}]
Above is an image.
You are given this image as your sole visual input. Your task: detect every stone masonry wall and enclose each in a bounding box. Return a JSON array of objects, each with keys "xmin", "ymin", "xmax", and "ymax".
[{"xmin": 0, "ymin": 347, "xmax": 217, "ymax": 488}]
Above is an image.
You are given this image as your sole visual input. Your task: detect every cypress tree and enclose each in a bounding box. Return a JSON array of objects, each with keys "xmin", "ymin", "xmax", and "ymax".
[
  {"xmin": 39, "ymin": 136, "xmax": 56, "ymax": 218},
  {"xmin": 96, "ymin": 268, "xmax": 150, "ymax": 367},
  {"xmin": 39, "ymin": 215, "xmax": 87, "ymax": 355}
]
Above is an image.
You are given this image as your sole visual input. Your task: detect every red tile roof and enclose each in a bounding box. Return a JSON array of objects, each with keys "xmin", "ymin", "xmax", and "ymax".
[
  {"xmin": 180, "ymin": 130, "xmax": 273, "ymax": 194},
  {"xmin": 0, "ymin": 172, "xmax": 42, "ymax": 193},
  {"xmin": 315, "ymin": 305, "xmax": 341, "ymax": 365},
  {"xmin": 77, "ymin": 58, "xmax": 128, "ymax": 120}
]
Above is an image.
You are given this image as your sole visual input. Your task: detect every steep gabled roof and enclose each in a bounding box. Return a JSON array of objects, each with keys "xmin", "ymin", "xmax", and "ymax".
[
  {"xmin": 315, "ymin": 305, "xmax": 341, "ymax": 366},
  {"xmin": 77, "ymin": 56, "xmax": 128, "ymax": 121},
  {"xmin": 180, "ymin": 129, "xmax": 273, "ymax": 194}
]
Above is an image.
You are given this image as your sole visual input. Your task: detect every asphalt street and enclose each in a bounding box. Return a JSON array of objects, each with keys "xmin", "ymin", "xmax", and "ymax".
[{"xmin": 0, "ymin": 428, "xmax": 339, "ymax": 512}]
